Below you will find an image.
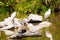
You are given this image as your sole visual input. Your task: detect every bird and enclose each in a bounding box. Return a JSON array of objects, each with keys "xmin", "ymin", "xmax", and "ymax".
[
  {"xmin": 46, "ymin": 31, "xmax": 52, "ymax": 40},
  {"xmin": 4, "ymin": 11, "xmax": 16, "ymax": 25},
  {"xmin": 27, "ymin": 21, "xmax": 51, "ymax": 32},
  {"xmin": 0, "ymin": 18, "xmax": 23, "ymax": 30},
  {"xmin": 10, "ymin": 12, "xmax": 16, "ymax": 19},
  {"xmin": 4, "ymin": 11, "xmax": 16, "ymax": 23},
  {"xmin": 45, "ymin": 9, "xmax": 51, "ymax": 19},
  {"xmin": 0, "ymin": 12, "xmax": 17, "ymax": 29},
  {"xmin": 0, "ymin": 12, "xmax": 16, "ymax": 27}
]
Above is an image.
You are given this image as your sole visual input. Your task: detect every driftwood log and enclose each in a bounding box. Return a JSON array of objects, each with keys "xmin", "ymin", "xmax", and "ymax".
[
  {"xmin": 28, "ymin": 19, "xmax": 42, "ymax": 23},
  {"xmin": 8, "ymin": 31, "xmax": 42, "ymax": 39}
]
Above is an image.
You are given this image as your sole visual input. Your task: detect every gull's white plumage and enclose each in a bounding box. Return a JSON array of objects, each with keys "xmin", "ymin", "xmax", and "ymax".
[{"xmin": 4, "ymin": 12, "xmax": 16, "ymax": 25}]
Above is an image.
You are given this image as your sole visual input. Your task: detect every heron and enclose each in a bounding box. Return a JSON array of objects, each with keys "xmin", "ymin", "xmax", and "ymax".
[
  {"xmin": 10, "ymin": 12, "xmax": 16, "ymax": 19},
  {"xmin": 0, "ymin": 12, "xmax": 16, "ymax": 27},
  {"xmin": 46, "ymin": 31, "xmax": 52, "ymax": 40},
  {"xmin": 45, "ymin": 9, "xmax": 51, "ymax": 19},
  {"xmin": 0, "ymin": 12, "xmax": 17, "ymax": 29}
]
